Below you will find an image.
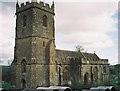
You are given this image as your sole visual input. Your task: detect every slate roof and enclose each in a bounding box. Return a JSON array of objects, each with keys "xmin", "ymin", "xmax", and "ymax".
[
  {"xmin": 56, "ymin": 49, "xmax": 100, "ymax": 61},
  {"xmin": 56, "ymin": 49, "xmax": 83, "ymax": 58},
  {"xmin": 56, "ymin": 49, "xmax": 82, "ymax": 64},
  {"xmin": 82, "ymin": 52, "xmax": 100, "ymax": 60}
]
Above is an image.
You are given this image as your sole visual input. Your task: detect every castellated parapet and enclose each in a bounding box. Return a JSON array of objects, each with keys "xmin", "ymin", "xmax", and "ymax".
[{"xmin": 16, "ymin": 1, "xmax": 54, "ymax": 14}]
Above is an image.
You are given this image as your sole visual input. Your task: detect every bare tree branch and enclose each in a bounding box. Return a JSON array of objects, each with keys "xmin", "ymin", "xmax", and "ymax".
[{"xmin": 75, "ymin": 45, "xmax": 84, "ymax": 52}]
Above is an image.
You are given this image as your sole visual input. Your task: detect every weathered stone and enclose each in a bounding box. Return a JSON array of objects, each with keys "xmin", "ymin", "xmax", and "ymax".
[{"xmin": 11, "ymin": 1, "xmax": 110, "ymax": 89}]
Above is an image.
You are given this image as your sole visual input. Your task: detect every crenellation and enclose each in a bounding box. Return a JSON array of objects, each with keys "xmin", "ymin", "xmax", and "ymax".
[
  {"xmin": 16, "ymin": 2, "xmax": 19, "ymax": 8},
  {"xmin": 51, "ymin": 2, "xmax": 54, "ymax": 9},
  {"xmin": 26, "ymin": 1, "xmax": 30, "ymax": 5},
  {"xmin": 16, "ymin": 1, "xmax": 54, "ymax": 14},
  {"xmin": 31, "ymin": 0, "xmax": 38, "ymax": 2},
  {"xmin": 21, "ymin": 3, "xmax": 25, "ymax": 7},
  {"xmin": 39, "ymin": 1, "xmax": 44, "ymax": 7},
  {"xmin": 45, "ymin": 3, "xmax": 50, "ymax": 8}
]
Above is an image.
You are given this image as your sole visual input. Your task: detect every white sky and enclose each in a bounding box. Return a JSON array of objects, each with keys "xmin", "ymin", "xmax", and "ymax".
[{"xmin": 0, "ymin": 0, "xmax": 119, "ymax": 65}]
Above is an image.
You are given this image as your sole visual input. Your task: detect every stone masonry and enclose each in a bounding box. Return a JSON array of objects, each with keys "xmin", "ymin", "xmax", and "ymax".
[{"xmin": 11, "ymin": 1, "xmax": 110, "ymax": 89}]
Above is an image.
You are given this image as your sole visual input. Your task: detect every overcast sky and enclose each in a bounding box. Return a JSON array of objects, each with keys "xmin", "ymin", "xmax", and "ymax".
[{"xmin": 0, "ymin": 0, "xmax": 119, "ymax": 65}]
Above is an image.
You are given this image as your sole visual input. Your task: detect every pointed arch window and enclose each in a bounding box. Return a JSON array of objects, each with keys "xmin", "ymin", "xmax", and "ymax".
[
  {"xmin": 21, "ymin": 59, "xmax": 26, "ymax": 73},
  {"xmin": 63, "ymin": 67, "xmax": 68, "ymax": 82},
  {"xmin": 58, "ymin": 66, "xmax": 62, "ymax": 85},
  {"xmin": 43, "ymin": 15, "xmax": 47, "ymax": 27},
  {"xmin": 84, "ymin": 72, "xmax": 89, "ymax": 84},
  {"xmin": 93, "ymin": 66, "xmax": 98, "ymax": 83}
]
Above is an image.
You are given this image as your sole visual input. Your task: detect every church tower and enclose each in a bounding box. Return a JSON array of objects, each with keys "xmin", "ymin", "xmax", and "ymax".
[{"xmin": 12, "ymin": 1, "xmax": 56, "ymax": 89}]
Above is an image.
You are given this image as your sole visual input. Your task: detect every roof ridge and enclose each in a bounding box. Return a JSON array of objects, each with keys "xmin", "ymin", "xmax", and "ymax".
[
  {"xmin": 56, "ymin": 49, "xmax": 77, "ymax": 53},
  {"xmin": 82, "ymin": 52, "xmax": 94, "ymax": 54}
]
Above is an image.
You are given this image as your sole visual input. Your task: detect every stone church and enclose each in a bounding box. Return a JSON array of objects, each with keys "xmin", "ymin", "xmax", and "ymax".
[{"xmin": 11, "ymin": 1, "xmax": 110, "ymax": 89}]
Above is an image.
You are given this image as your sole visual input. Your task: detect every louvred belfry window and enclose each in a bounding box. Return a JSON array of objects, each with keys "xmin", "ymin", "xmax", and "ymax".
[
  {"xmin": 43, "ymin": 15, "xmax": 47, "ymax": 27},
  {"xmin": 21, "ymin": 59, "xmax": 26, "ymax": 73},
  {"xmin": 23, "ymin": 15, "xmax": 27, "ymax": 27}
]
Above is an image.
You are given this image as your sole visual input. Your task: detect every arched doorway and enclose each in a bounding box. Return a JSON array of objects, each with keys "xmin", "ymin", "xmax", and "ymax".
[{"xmin": 84, "ymin": 72, "xmax": 89, "ymax": 84}]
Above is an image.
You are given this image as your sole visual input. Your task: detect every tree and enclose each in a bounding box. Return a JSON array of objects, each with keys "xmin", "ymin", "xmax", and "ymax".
[
  {"xmin": 114, "ymin": 64, "xmax": 120, "ymax": 84},
  {"xmin": 75, "ymin": 45, "xmax": 84, "ymax": 52},
  {"xmin": 2, "ymin": 66, "xmax": 11, "ymax": 83},
  {"xmin": 109, "ymin": 65, "xmax": 116, "ymax": 74}
]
